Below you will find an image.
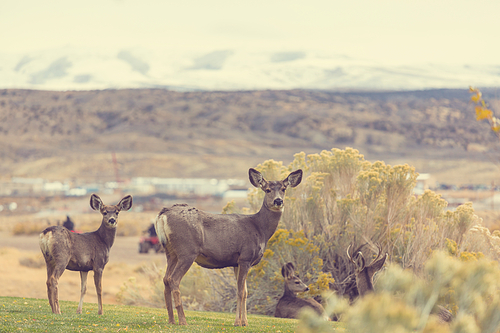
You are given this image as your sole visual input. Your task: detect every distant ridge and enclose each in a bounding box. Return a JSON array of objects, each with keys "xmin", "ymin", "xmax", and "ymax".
[{"xmin": 0, "ymin": 88, "xmax": 499, "ymax": 182}]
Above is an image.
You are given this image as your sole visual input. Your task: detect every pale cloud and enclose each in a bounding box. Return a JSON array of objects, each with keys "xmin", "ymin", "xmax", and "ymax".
[
  {"xmin": 29, "ymin": 57, "xmax": 72, "ymax": 84},
  {"xmin": 117, "ymin": 51, "xmax": 150, "ymax": 75}
]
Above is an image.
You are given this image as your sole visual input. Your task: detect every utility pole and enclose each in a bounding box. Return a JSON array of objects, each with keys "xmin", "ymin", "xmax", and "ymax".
[
  {"xmin": 492, "ymin": 181, "xmax": 495, "ymax": 210},
  {"xmin": 112, "ymin": 151, "xmax": 121, "ymax": 183}
]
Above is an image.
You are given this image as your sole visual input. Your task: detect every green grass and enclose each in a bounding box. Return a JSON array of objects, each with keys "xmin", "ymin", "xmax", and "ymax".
[{"xmin": 0, "ymin": 296, "xmax": 343, "ymax": 332}]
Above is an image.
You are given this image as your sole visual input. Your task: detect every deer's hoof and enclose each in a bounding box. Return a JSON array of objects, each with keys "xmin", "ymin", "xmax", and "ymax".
[{"xmin": 234, "ymin": 319, "xmax": 247, "ymax": 326}]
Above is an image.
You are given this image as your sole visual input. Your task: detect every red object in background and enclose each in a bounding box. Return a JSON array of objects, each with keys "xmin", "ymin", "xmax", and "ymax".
[{"xmin": 138, "ymin": 235, "xmax": 163, "ymax": 253}]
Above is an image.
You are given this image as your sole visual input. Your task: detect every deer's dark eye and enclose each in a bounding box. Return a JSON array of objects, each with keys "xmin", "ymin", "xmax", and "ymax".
[
  {"xmin": 265, "ymin": 189, "xmax": 271, "ymax": 193},
  {"xmin": 102, "ymin": 211, "xmax": 107, "ymax": 215}
]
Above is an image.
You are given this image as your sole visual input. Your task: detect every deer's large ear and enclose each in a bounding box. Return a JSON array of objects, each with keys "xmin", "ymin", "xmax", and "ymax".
[
  {"xmin": 249, "ymin": 168, "xmax": 267, "ymax": 189},
  {"xmin": 118, "ymin": 195, "xmax": 133, "ymax": 211},
  {"xmin": 281, "ymin": 264, "xmax": 287, "ymax": 278},
  {"xmin": 282, "ymin": 262, "xmax": 295, "ymax": 279},
  {"xmin": 90, "ymin": 194, "xmax": 103, "ymax": 211},
  {"xmin": 283, "ymin": 169, "xmax": 302, "ymax": 188},
  {"xmin": 369, "ymin": 253, "xmax": 388, "ymax": 274}
]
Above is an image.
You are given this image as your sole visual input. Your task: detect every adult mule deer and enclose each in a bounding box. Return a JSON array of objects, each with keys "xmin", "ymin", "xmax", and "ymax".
[
  {"xmin": 346, "ymin": 243, "xmax": 452, "ymax": 323},
  {"xmin": 274, "ymin": 262, "xmax": 326, "ymax": 319},
  {"xmin": 154, "ymin": 168, "xmax": 302, "ymax": 326},
  {"xmin": 346, "ymin": 243, "xmax": 387, "ymax": 296},
  {"xmin": 39, "ymin": 194, "xmax": 132, "ymax": 315}
]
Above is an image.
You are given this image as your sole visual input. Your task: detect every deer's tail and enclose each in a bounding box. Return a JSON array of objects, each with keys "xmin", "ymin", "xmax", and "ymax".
[
  {"xmin": 154, "ymin": 213, "xmax": 170, "ymax": 248},
  {"xmin": 39, "ymin": 227, "xmax": 55, "ymax": 258}
]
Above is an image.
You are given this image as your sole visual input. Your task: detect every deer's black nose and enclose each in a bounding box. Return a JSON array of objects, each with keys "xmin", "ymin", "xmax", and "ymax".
[
  {"xmin": 109, "ymin": 218, "xmax": 116, "ymax": 224},
  {"xmin": 274, "ymin": 198, "xmax": 283, "ymax": 206}
]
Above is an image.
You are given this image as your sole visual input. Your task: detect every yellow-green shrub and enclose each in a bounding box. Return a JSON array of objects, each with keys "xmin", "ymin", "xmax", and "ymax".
[
  {"xmin": 301, "ymin": 251, "xmax": 500, "ymax": 333},
  {"xmin": 237, "ymin": 148, "xmax": 490, "ymax": 303},
  {"xmin": 246, "ymin": 228, "xmax": 334, "ymax": 315}
]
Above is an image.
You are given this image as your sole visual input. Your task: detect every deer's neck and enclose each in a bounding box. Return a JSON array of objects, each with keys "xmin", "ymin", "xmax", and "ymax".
[
  {"xmin": 355, "ymin": 271, "xmax": 374, "ymax": 297},
  {"xmin": 254, "ymin": 203, "xmax": 282, "ymax": 242},
  {"xmin": 282, "ymin": 283, "xmax": 297, "ymax": 299},
  {"xmin": 96, "ymin": 223, "xmax": 117, "ymax": 249}
]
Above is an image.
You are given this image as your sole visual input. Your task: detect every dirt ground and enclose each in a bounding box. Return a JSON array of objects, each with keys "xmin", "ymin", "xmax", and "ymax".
[{"xmin": 0, "ymin": 232, "xmax": 167, "ymax": 309}]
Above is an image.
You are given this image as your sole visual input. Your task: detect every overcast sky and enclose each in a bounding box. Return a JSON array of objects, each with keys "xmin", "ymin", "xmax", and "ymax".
[{"xmin": 2, "ymin": 0, "xmax": 500, "ymax": 66}]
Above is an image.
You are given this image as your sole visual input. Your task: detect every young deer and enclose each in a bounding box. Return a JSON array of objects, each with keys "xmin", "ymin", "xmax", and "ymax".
[
  {"xmin": 274, "ymin": 262, "xmax": 325, "ymax": 319},
  {"xmin": 346, "ymin": 243, "xmax": 387, "ymax": 296},
  {"xmin": 39, "ymin": 194, "xmax": 132, "ymax": 315},
  {"xmin": 154, "ymin": 168, "xmax": 302, "ymax": 326}
]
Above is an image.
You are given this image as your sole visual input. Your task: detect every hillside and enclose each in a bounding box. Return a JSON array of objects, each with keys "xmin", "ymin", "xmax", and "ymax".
[{"xmin": 1, "ymin": 88, "xmax": 500, "ymax": 184}]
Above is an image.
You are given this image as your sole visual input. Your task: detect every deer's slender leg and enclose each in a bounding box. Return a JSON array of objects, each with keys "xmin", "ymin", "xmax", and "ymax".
[
  {"xmin": 46, "ymin": 263, "xmax": 66, "ymax": 314},
  {"xmin": 93, "ymin": 269, "xmax": 104, "ymax": 315},
  {"xmin": 241, "ymin": 278, "xmax": 248, "ymax": 325},
  {"xmin": 234, "ymin": 263, "xmax": 250, "ymax": 326},
  {"xmin": 233, "ymin": 267, "xmax": 240, "ymax": 322},
  {"xmin": 168, "ymin": 256, "xmax": 196, "ymax": 325},
  {"xmin": 77, "ymin": 271, "xmax": 88, "ymax": 314},
  {"xmin": 164, "ymin": 253, "xmax": 178, "ymax": 324},
  {"xmin": 45, "ymin": 265, "xmax": 56, "ymax": 314}
]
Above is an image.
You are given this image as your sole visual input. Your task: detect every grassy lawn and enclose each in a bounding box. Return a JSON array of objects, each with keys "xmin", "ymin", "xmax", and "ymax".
[{"xmin": 0, "ymin": 296, "xmax": 344, "ymax": 332}]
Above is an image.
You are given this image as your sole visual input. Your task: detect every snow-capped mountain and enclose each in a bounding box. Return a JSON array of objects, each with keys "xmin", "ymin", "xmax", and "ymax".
[{"xmin": 1, "ymin": 47, "xmax": 499, "ymax": 91}]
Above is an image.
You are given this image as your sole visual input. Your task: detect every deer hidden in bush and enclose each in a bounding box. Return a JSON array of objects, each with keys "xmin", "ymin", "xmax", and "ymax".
[
  {"xmin": 347, "ymin": 243, "xmax": 452, "ymax": 323},
  {"xmin": 39, "ymin": 194, "xmax": 133, "ymax": 315},
  {"xmin": 274, "ymin": 262, "xmax": 326, "ymax": 319},
  {"xmin": 346, "ymin": 243, "xmax": 387, "ymax": 296},
  {"xmin": 154, "ymin": 168, "xmax": 303, "ymax": 326}
]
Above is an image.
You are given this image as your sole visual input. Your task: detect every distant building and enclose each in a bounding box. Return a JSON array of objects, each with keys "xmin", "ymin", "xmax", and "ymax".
[
  {"xmin": 414, "ymin": 173, "xmax": 431, "ymax": 195},
  {"xmin": 128, "ymin": 177, "xmax": 246, "ymax": 197}
]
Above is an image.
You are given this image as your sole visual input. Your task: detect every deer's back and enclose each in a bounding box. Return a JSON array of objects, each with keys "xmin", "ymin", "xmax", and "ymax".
[
  {"xmin": 275, "ymin": 296, "xmax": 324, "ymax": 319},
  {"xmin": 158, "ymin": 204, "xmax": 258, "ymax": 238}
]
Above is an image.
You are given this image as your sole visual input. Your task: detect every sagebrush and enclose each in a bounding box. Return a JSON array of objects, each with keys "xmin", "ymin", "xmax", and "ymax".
[{"xmin": 118, "ymin": 148, "xmax": 500, "ymax": 323}]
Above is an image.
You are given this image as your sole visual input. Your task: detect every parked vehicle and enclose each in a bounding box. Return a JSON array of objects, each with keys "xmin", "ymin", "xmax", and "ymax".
[
  {"xmin": 138, "ymin": 234, "xmax": 163, "ymax": 253},
  {"xmin": 138, "ymin": 223, "xmax": 163, "ymax": 253}
]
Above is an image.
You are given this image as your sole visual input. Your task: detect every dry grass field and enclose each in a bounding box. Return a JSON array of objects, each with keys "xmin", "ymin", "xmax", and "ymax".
[{"xmin": 0, "ymin": 231, "xmax": 167, "ymax": 309}]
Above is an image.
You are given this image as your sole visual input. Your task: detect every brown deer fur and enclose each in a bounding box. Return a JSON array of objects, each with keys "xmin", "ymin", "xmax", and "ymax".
[
  {"xmin": 39, "ymin": 194, "xmax": 132, "ymax": 315},
  {"xmin": 347, "ymin": 243, "xmax": 387, "ymax": 297},
  {"xmin": 274, "ymin": 262, "xmax": 325, "ymax": 319},
  {"xmin": 154, "ymin": 168, "xmax": 302, "ymax": 326}
]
